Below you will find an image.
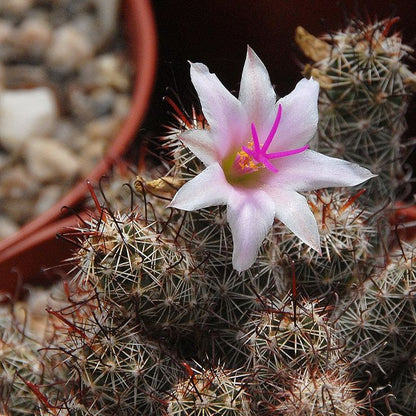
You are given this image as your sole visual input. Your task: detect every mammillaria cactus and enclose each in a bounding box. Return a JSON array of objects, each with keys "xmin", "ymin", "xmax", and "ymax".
[
  {"xmin": 1, "ymin": 16, "xmax": 415, "ymax": 416},
  {"xmin": 0, "ymin": 303, "xmax": 64, "ymax": 415},
  {"xmin": 167, "ymin": 364, "xmax": 251, "ymax": 416},
  {"xmin": 296, "ymin": 18, "xmax": 416, "ymax": 207},
  {"xmin": 272, "ymin": 188, "xmax": 378, "ymax": 298},
  {"xmin": 333, "ymin": 241, "xmax": 416, "ymax": 389}
]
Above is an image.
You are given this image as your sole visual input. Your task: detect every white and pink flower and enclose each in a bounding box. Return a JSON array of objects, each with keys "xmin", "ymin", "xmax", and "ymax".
[{"xmin": 170, "ymin": 47, "xmax": 375, "ymax": 272}]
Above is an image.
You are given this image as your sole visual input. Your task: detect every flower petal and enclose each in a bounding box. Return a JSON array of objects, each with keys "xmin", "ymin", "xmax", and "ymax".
[
  {"xmin": 190, "ymin": 62, "xmax": 248, "ymax": 158},
  {"xmin": 169, "ymin": 162, "xmax": 231, "ymax": 210},
  {"xmin": 227, "ymin": 188, "xmax": 275, "ymax": 271},
  {"xmin": 270, "ymin": 78, "xmax": 319, "ymax": 152},
  {"xmin": 267, "ymin": 150, "xmax": 376, "ymax": 191},
  {"xmin": 267, "ymin": 187, "xmax": 321, "ymax": 252},
  {"xmin": 179, "ymin": 129, "xmax": 218, "ymax": 166},
  {"xmin": 238, "ymin": 46, "xmax": 277, "ymax": 139}
]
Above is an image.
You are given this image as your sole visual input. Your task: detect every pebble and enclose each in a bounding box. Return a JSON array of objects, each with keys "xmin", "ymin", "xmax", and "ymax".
[
  {"xmin": 0, "ymin": 19, "xmax": 13, "ymax": 43},
  {"xmin": 33, "ymin": 184, "xmax": 63, "ymax": 217},
  {"xmin": 0, "ymin": 165, "xmax": 38, "ymax": 224},
  {"xmin": 0, "ymin": 19, "xmax": 15, "ymax": 60},
  {"xmin": 24, "ymin": 137, "xmax": 81, "ymax": 183},
  {"xmin": 16, "ymin": 16, "xmax": 53, "ymax": 59},
  {"xmin": 80, "ymin": 140, "xmax": 107, "ymax": 177},
  {"xmin": 92, "ymin": 0, "xmax": 120, "ymax": 44},
  {"xmin": 46, "ymin": 25, "xmax": 94, "ymax": 72},
  {"xmin": 86, "ymin": 116, "xmax": 122, "ymax": 142},
  {"xmin": 0, "ymin": 87, "xmax": 59, "ymax": 152},
  {"xmin": 0, "ymin": 0, "xmax": 34, "ymax": 16},
  {"xmin": 79, "ymin": 54, "xmax": 132, "ymax": 92},
  {"xmin": 0, "ymin": 62, "xmax": 4, "ymax": 87},
  {"xmin": 3, "ymin": 64, "xmax": 48, "ymax": 88},
  {"xmin": 0, "ymin": 215, "xmax": 18, "ymax": 239},
  {"xmin": 0, "ymin": 0, "xmax": 132, "ymax": 238}
]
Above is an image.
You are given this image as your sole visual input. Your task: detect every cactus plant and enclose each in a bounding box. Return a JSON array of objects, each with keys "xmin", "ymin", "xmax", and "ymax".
[
  {"xmin": 1, "ymin": 16, "xmax": 415, "ymax": 416},
  {"xmin": 166, "ymin": 363, "xmax": 251, "ymax": 416},
  {"xmin": 0, "ymin": 303, "xmax": 64, "ymax": 415},
  {"xmin": 296, "ymin": 18, "xmax": 416, "ymax": 207}
]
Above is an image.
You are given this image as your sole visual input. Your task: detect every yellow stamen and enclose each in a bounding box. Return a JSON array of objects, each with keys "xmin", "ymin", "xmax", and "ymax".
[{"xmin": 235, "ymin": 140, "xmax": 264, "ymax": 172}]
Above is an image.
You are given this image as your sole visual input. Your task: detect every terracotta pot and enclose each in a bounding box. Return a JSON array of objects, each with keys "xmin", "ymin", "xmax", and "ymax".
[{"xmin": 0, "ymin": 0, "xmax": 157, "ymax": 297}]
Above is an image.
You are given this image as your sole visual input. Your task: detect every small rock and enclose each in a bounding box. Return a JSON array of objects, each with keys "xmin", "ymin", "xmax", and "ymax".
[
  {"xmin": 113, "ymin": 95, "xmax": 131, "ymax": 118},
  {"xmin": 90, "ymin": 87, "xmax": 117, "ymax": 117},
  {"xmin": 47, "ymin": 25, "xmax": 94, "ymax": 72},
  {"xmin": 34, "ymin": 184, "xmax": 63, "ymax": 216},
  {"xmin": 2, "ymin": 195, "xmax": 35, "ymax": 224},
  {"xmin": 0, "ymin": 63, "xmax": 4, "ymax": 88},
  {"xmin": 0, "ymin": 164, "xmax": 35, "ymax": 199},
  {"xmin": 0, "ymin": 87, "xmax": 58, "ymax": 152},
  {"xmin": 0, "ymin": 19, "xmax": 14, "ymax": 43},
  {"xmin": 24, "ymin": 137, "xmax": 81, "ymax": 182},
  {"xmin": 92, "ymin": 0, "xmax": 120, "ymax": 44},
  {"xmin": 0, "ymin": 151, "xmax": 9, "ymax": 170},
  {"xmin": 0, "ymin": 0, "xmax": 34, "ymax": 16},
  {"xmin": 3, "ymin": 65, "xmax": 48, "ymax": 88},
  {"xmin": 72, "ymin": 14, "xmax": 101, "ymax": 49},
  {"xmin": 80, "ymin": 140, "xmax": 106, "ymax": 176},
  {"xmin": 86, "ymin": 116, "xmax": 122, "ymax": 142},
  {"xmin": 0, "ymin": 215, "xmax": 18, "ymax": 239},
  {"xmin": 0, "ymin": 164, "xmax": 38, "ymax": 225},
  {"xmin": 16, "ymin": 16, "xmax": 53, "ymax": 59},
  {"xmin": 68, "ymin": 86, "xmax": 94, "ymax": 121},
  {"xmin": 54, "ymin": 119, "xmax": 83, "ymax": 149},
  {"xmin": 79, "ymin": 54, "xmax": 131, "ymax": 91},
  {"xmin": 0, "ymin": 19, "xmax": 15, "ymax": 61},
  {"xmin": 69, "ymin": 85, "xmax": 119, "ymax": 121}
]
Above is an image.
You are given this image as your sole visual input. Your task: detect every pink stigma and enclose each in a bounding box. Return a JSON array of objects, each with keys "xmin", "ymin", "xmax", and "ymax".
[{"xmin": 242, "ymin": 104, "xmax": 309, "ymax": 173}]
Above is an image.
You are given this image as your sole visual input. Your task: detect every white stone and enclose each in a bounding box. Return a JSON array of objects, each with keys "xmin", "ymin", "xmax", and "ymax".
[
  {"xmin": 0, "ymin": 215, "xmax": 18, "ymax": 239},
  {"xmin": 0, "ymin": 87, "xmax": 58, "ymax": 152},
  {"xmin": 16, "ymin": 16, "xmax": 52, "ymax": 58},
  {"xmin": 24, "ymin": 137, "xmax": 81, "ymax": 182},
  {"xmin": 94, "ymin": 0, "xmax": 120, "ymax": 38},
  {"xmin": 0, "ymin": 19, "xmax": 14, "ymax": 43},
  {"xmin": 47, "ymin": 25, "xmax": 94, "ymax": 72}
]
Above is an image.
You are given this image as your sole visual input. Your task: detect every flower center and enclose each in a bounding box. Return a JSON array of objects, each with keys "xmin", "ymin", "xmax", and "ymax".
[
  {"xmin": 234, "ymin": 104, "xmax": 309, "ymax": 175},
  {"xmin": 234, "ymin": 140, "xmax": 262, "ymax": 173}
]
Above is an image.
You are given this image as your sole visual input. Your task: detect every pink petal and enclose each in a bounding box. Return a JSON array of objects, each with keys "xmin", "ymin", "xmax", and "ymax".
[
  {"xmin": 227, "ymin": 188, "xmax": 275, "ymax": 272},
  {"xmin": 169, "ymin": 162, "xmax": 231, "ymax": 211},
  {"xmin": 267, "ymin": 150, "xmax": 376, "ymax": 191},
  {"xmin": 190, "ymin": 62, "xmax": 248, "ymax": 159},
  {"xmin": 238, "ymin": 46, "xmax": 277, "ymax": 139},
  {"xmin": 266, "ymin": 187, "xmax": 321, "ymax": 253},
  {"xmin": 179, "ymin": 129, "xmax": 218, "ymax": 166},
  {"xmin": 269, "ymin": 78, "xmax": 319, "ymax": 152}
]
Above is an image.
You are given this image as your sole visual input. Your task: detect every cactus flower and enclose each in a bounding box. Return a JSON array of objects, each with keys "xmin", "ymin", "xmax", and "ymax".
[{"xmin": 170, "ymin": 47, "xmax": 375, "ymax": 272}]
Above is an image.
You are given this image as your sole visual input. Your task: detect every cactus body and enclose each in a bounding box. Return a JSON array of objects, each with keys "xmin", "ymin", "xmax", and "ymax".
[{"xmin": 297, "ymin": 19, "xmax": 416, "ymax": 206}]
